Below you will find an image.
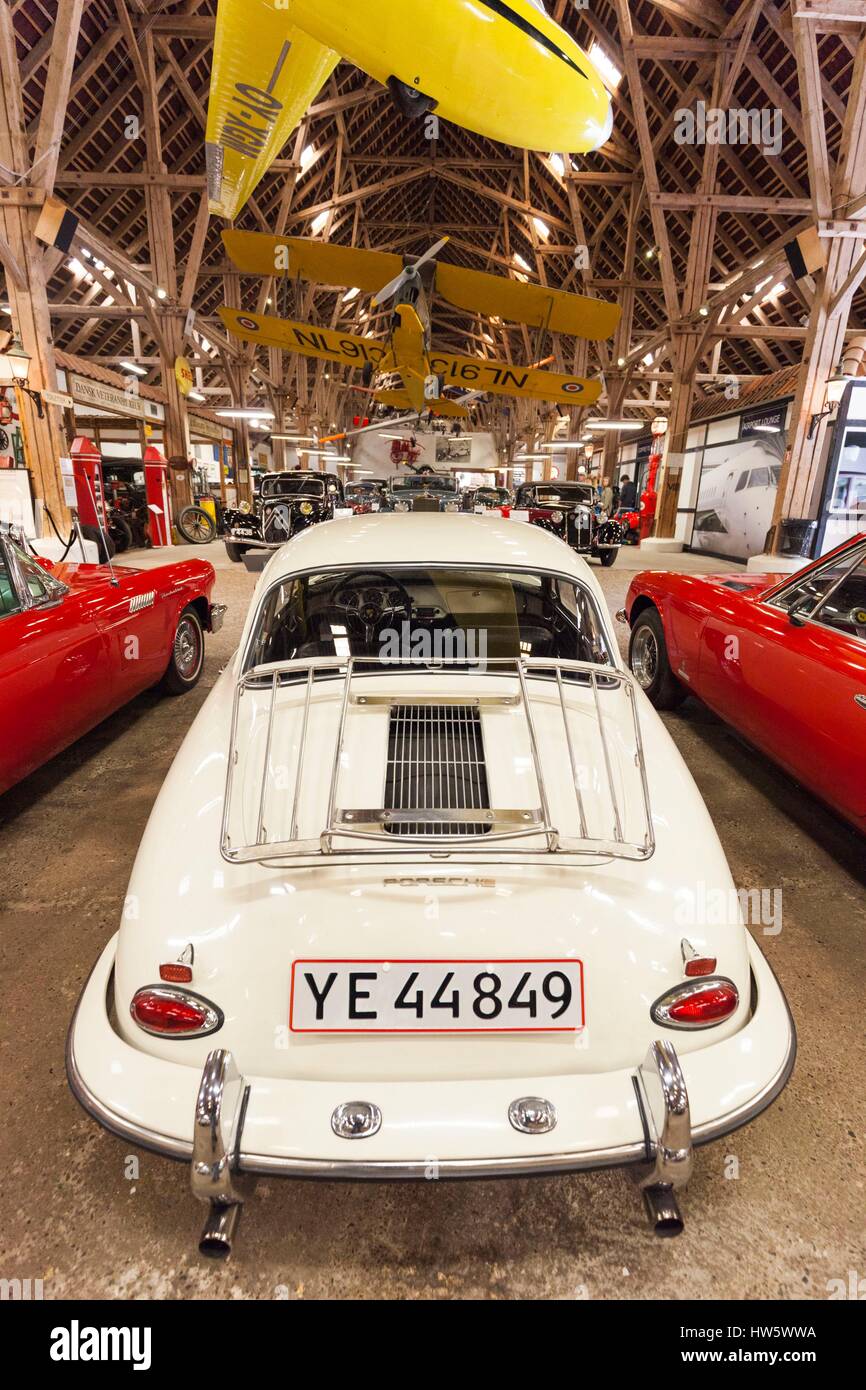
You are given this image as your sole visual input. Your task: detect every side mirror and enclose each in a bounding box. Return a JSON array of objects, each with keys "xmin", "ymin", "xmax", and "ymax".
[{"xmin": 788, "ymin": 604, "xmax": 811, "ymax": 628}]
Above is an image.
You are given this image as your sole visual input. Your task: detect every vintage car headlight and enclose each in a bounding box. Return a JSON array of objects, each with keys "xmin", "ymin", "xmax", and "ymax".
[
  {"xmin": 394, "ymin": 500, "xmax": 410, "ymax": 511},
  {"xmin": 445, "ymin": 500, "xmax": 460, "ymax": 512},
  {"xmin": 550, "ymin": 510, "xmax": 564, "ymax": 524},
  {"xmin": 239, "ymin": 500, "xmax": 252, "ymax": 515},
  {"xmin": 650, "ymin": 977, "xmax": 739, "ymax": 1029},
  {"xmin": 130, "ymin": 985, "xmax": 223, "ymax": 1038},
  {"xmin": 299, "ymin": 501, "xmax": 315, "ymax": 516}
]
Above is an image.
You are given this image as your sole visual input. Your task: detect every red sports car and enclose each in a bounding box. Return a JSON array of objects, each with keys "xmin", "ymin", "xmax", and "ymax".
[
  {"xmin": 622, "ymin": 533, "xmax": 866, "ymax": 834},
  {"xmin": 0, "ymin": 526, "xmax": 225, "ymax": 796}
]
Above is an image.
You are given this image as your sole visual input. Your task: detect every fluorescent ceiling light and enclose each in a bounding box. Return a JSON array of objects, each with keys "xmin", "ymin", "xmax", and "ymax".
[
  {"xmin": 121, "ymin": 361, "xmax": 147, "ymax": 376},
  {"xmin": 215, "ymin": 408, "xmax": 275, "ymax": 420},
  {"xmin": 532, "ymin": 217, "xmax": 551, "ymax": 241},
  {"xmin": 540, "ymin": 442, "xmax": 584, "ymax": 449},
  {"xmin": 310, "ymin": 211, "xmax": 329, "ymax": 235},
  {"xmin": 585, "ymin": 420, "xmax": 643, "ymax": 431},
  {"xmin": 589, "ymin": 41, "xmax": 622, "ymax": 91},
  {"xmin": 271, "ymin": 434, "xmax": 318, "ymax": 442},
  {"xmin": 512, "ymin": 251, "xmax": 531, "ymax": 272},
  {"xmin": 300, "ymin": 144, "xmax": 319, "ymax": 172},
  {"xmin": 342, "ymin": 286, "xmax": 360, "ymax": 303},
  {"xmin": 187, "ymin": 391, "xmax": 206, "ymax": 403}
]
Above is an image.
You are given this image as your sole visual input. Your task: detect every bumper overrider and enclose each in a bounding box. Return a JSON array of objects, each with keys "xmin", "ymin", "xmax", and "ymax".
[
  {"xmin": 208, "ymin": 603, "xmax": 227, "ymax": 634},
  {"xmin": 67, "ymin": 936, "xmax": 794, "ymax": 1257}
]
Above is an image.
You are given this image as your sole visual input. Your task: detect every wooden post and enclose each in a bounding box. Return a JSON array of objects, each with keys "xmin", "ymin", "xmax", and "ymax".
[
  {"xmin": 770, "ymin": 19, "xmax": 866, "ymax": 549},
  {"xmin": 0, "ymin": 0, "xmax": 84, "ymax": 530}
]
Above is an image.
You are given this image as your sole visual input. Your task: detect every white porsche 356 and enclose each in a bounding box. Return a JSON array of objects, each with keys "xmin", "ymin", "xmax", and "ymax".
[{"xmin": 68, "ymin": 515, "xmax": 794, "ymax": 1256}]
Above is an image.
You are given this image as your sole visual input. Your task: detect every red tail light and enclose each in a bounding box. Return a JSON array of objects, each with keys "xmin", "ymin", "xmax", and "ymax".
[
  {"xmin": 651, "ymin": 978, "xmax": 739, "ymax": 1030},
  {"xmin": 130, "ymin": 986, "xmax": 222, "ymax": 1038}
]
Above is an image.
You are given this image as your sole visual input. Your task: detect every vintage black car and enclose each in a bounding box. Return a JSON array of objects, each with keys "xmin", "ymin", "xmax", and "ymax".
[
  {"xmin": 461, "ymin": 485, "xmax": 512, "ymax": 512},
  {"xmin": 223, "ymin": 471, "xmax": 344, "ymax": 562},
  {"xmin": 383, "ymin": 473, "xmax": 461, "ymax": 513},
  {"xmin": 513, "ymin": 481, "xmax": 622, "ymax": 566}
]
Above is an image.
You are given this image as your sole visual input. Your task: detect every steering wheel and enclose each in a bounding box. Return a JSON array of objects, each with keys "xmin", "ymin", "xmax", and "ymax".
[{"xmin": 330, "ymin": 569, "xmax": 414, "ymax": 647}]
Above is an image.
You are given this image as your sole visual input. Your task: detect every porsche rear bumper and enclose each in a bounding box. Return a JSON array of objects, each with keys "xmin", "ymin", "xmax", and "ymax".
[{"xmin": 67, "ymin": 934, "xmax": 795, "ymax": 1181}]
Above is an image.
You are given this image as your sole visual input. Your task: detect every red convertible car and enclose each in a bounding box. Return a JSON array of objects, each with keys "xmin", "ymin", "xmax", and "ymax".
[
  {"xmin": 622, "ymin": 532, "xmax": 866, "ymax": 834},
  {"xmin": 0, "ymin": 525, "xmax": 225, "ymax": 796}
]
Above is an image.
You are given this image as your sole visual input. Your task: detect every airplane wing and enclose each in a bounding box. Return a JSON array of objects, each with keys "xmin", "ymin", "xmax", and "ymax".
[
  {"xmin": 219, "ymin": 307, "xmax": 390, "ymax": 369},
  {"xmin": 428, "ymin": 351, "xmax": 601, "ymax": 406},
  {"xmin": 222, "ymin": 231, "xmax": 404, "ymax": 289},
  {"xmin": 206, "ymin": 3, "xmax": 339, "ymax": 220},
  {"xmin": 433, "ymin": 264, "xmax": 620, "ymax": 341}
]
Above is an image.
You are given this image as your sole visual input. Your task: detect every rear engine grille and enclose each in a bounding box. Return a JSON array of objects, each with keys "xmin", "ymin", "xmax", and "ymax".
[{"xmin": 384, "ymin": 704, "xmax": 491, "ymax": 836}]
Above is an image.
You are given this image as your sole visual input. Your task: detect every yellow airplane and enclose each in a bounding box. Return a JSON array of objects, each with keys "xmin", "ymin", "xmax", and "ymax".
[
  {"xmin": 206, "ymin": 0, "xmax": 612, "ymax": 220},
  {"xmin": 218, "ymin": 232, "xmax": 619, "ymax": 414}
]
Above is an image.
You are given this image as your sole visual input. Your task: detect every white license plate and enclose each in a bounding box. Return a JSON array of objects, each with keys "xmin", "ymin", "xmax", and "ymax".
[{"xmin": 290, "ymin": 959, "xmax": 585, "ymax": 1033}]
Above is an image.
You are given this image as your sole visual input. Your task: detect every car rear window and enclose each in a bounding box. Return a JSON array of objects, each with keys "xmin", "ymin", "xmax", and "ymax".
[{"xmin": 245, "ymin": 566, "xmax": 613, "ymax": 670}]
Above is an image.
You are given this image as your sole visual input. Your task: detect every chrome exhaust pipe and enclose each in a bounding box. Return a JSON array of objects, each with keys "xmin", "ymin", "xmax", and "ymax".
[
  {"xmin": 192, "ymin": 1051, "xmax": 251, "ymax": 1258},
  {"xmin": 199, "ymin": 1200, "xmax": 242, "ymax": 1259},
  {"xmin": 642, "ymin": 1183, "xmax": 684, "ymax": 1237},
  {"xmin": 635, "ymin": 1042, "xmax": 692, "ymax": 1237}
]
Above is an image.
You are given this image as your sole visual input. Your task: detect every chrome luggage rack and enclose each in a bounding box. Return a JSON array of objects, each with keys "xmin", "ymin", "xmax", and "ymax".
[{"xmin": 220, "ymin": 655, "xmax": 655, "ymax": 866}]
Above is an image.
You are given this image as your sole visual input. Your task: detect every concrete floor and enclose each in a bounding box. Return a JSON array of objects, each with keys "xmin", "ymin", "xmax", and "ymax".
[{"xmin": 1, "ymin": 535, "xmax": 864, "ymax": 1301}]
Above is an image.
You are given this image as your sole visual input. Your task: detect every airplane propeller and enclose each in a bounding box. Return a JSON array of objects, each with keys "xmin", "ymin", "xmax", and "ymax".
[{"xmin": 372, "ymin": 235, "xmax": 451, "ymax": 307}]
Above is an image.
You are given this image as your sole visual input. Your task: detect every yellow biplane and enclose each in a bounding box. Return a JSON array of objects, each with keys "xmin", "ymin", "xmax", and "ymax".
[
  {"xmin": 206, "ymin": 0, "xmax": 612, "ymax": 220},
  {"xmin": 218, "ymin": 232, "xmax": 620, "ymax": 415}
]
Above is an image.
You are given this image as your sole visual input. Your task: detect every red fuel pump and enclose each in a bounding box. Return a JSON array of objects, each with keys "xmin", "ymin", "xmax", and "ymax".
[
  {"xmin": 143, "ymin": 445, "xmax": 172, "ymax": 547},
  {"xmin": 639, "ymin": 417, "xmax": 669, "ymax": 541},
  {"xmin": 70, "ymin": 436, "xmax": 108, "ymax": 534}
]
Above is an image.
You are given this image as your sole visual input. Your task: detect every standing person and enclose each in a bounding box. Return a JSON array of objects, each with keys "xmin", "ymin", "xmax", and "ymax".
[
  {"xmin": 601, "ymin": 480, "xmax": 614, "ymax": 513},
  {"xmin": 619, "ymin": 473, "xmax": 637, "ymax": 509}
]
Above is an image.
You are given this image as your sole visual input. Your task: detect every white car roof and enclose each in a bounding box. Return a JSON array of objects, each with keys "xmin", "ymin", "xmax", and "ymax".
[{"xmin": 263, "ymin": 513, "xmax": 590, "ymax": 580}]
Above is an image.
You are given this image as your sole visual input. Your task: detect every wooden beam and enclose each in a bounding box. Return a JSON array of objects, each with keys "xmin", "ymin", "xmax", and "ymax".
[
  {"xmin": 650, "ymin": 193, "xmax": 814, "ymax": 214},
  {"xmin": 32, "ymin": 0, "xmax": 84, "ymax": 194}
]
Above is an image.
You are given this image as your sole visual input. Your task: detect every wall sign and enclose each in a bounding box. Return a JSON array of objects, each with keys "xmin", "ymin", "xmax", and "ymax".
[
  {"xmin": 174, "ymin": 356, "xmax": 194, "ymax": 397},
  {"xmin": 69, "ymin": 373, "xmax": 159, "ymax": 421},
  {"xmin": 740, "ymin": 403, "xmax": 787, "ymax": 439}
]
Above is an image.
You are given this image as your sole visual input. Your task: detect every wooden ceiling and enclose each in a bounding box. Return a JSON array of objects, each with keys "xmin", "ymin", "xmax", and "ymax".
[{"xmin": 5, "ymin": 0, "xmax": 865, "ymax": 432}]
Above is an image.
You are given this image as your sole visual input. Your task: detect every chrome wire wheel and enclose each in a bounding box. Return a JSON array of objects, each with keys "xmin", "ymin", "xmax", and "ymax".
[
  {"xmin": 174, "ymin": 614, "xmax": 202, "ymax": 682},
  {"xmin": 631, "ymin": 623, "xmax": 659, "ymax": 690}
]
